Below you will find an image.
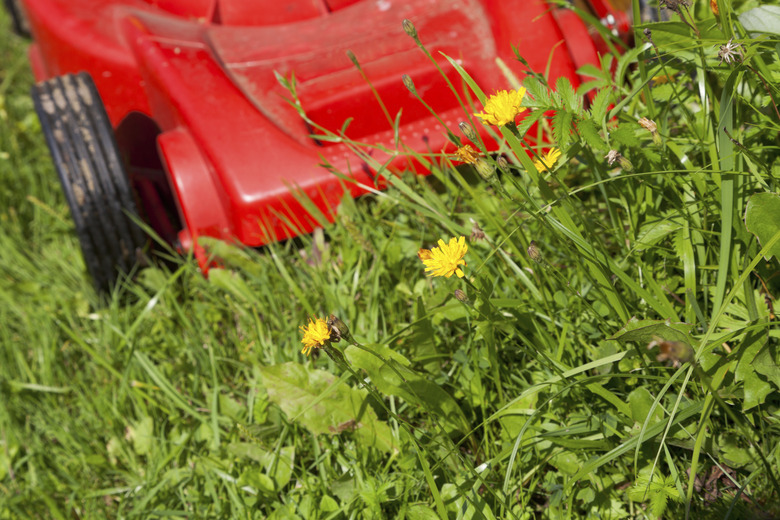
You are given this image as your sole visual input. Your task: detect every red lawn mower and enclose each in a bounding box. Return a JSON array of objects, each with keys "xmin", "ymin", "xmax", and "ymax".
[{"xmin": 9, "ymin": 0, "xmax": 634, "ymax": 292}]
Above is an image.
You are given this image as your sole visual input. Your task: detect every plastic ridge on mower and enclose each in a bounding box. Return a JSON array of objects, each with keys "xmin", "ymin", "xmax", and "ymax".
[{"xmin": 16, "ymin": 0, "xmax": 633, "ymax": 291}]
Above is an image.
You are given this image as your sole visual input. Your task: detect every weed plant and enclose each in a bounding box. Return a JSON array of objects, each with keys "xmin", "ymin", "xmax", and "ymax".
[{"xmin": 1, "ymin": 0, "xmax": 779, "ymax": 518}]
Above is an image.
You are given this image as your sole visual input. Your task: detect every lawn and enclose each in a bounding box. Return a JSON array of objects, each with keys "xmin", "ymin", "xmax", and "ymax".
[{"xmin": 1, "ymin": 1, "xmax": 779, "ymax": 518}]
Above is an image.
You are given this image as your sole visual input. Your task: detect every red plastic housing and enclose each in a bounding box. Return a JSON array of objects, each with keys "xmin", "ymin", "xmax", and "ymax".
[{"xmin": 21, "ymin": 0, "xmax": 625, "ymax": 262}]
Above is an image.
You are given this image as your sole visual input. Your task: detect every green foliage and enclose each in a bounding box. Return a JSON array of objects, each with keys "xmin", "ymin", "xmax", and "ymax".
[{"xmin": 2, "ymin": 2, "xmax": 780, "ymax": 519}]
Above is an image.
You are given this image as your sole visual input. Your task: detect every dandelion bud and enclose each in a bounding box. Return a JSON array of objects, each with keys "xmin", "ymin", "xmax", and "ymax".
[
  {"xmin": 605, "ymin": 150, "xmax": 633, "ymax": 171},
  {"xmin": 402, "ymin": 19, "xmax": 418, "ymax": 40},
  {"xmin": 346, "ymin": 50, "xmax": 359, "ymax": 68},
  {"xmin": 618, "ymin": 155, "xmax": 634, "ymax": 172},
  {"xmin": 458, "ymin": 121, "xmax": 478, "ymax": 142},
  {"xmin": 402, "ymin": 74, "xmax": 416, "ymax": 95},
  {"xmin": 647, "ymin": 336, "xmax": 694, "ymax": 367},
  {"xmin": 527, "ymin": 240, "xmax": 542, "ymax": 263},
  {"xmin": 497, "ymin": 156, "xmax": 509, "ymax": 173},
  {"xmin": 470, "ymin": 221, "xmax": 485, "ymax": 241},
  {"xmin": 454, "ymin": 289, "xmax": 469, "ymax": 303},
  {"xmin": 474, "ymin": 158, "xmax": 496, "ymax": 181},
  {"xmin": 327, "ymin": 314, "xmax": 355, "ymax": 344}
]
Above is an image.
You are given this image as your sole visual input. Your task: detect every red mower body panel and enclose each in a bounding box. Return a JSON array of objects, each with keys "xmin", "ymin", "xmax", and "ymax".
[{"xmin": 22, "ymin": 0, "xmax": 627, "ymax": 261}]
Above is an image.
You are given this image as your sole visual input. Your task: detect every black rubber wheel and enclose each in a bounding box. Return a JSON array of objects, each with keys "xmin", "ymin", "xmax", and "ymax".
[
  {"xmin": 3, "ymin": 0, "xmax": 30, "ymax": 38},
  {"xmin": 31, "ymin": 72, "xmax": 147, "ymax": 294}
]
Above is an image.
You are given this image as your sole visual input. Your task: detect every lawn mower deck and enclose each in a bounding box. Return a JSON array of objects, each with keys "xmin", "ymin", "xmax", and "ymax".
[{"xmin": 15, "ymin": 0, "xmax": 631, "ymax": 291}]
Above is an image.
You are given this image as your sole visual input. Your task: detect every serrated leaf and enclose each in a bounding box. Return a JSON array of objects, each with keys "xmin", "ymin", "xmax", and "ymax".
[
  {"xmin": 628, "ymin": 469, "xmax": 680, "ymax": 518},
  {"xmin": 589, "ymin": 87, "xmax": 613, "ymax": 124},
  {"xmin": 555, "ymin": 76, "xmax": 579, "ymax": 112},
  {"xmin": 552, "ymin": 110, "xmax": 573, "ymax": 149},
  {"xmin": 259, "ymin": 362, "xmax": 396, "ymax": 453},
  {"xmin": 610, "ymin": 123, "xmax": 641, "ymax": 148},
  {"xmin": 523, "ymin": 77, "xmax": 551, "ymax": 108},
  {"xmin": 745, "ymin": 192, "xmax": 780, "ymax": 260},
  {"xmin": 515, "ymin": 110, "xmax": 545, "ymax": 138},
  {"xmin": 576, "ymin": 118, "xmax": 605, "ymax": 150}
]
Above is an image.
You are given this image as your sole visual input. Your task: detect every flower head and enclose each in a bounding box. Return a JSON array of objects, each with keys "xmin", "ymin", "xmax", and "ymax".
[
  {"xmin": 300, "ymin": 317, "xmax": 331, "ymax": 356},
  {"xmin": 454, "ymin": 144, "xmax": 480, "ymax": 165},
  {"xmin": 532, "ymin": 148, "xmax": 561, "ymax": 173},
  {"xmin": 474, "ymin": 89, "xmax": 527, "ymax": 127},
  {"xmin": 418, "ymin": 236, "xmax": 468, "ymax": 278},
  {"xmin": 718, "ymin": 38, "xmax": 744, "ymax": 65},
  {"xmin": 637, "ymin": 117, "xmax": 657, "ymax": 133}
]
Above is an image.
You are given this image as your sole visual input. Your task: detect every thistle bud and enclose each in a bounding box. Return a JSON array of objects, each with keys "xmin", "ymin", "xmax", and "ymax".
[
  {"xmin": 458, "ymin": 121, "xmax": 478, "ymax": 142},
  {"xmin": 402, "ymin": 74, "xmax": 416, "ymax": 95}
]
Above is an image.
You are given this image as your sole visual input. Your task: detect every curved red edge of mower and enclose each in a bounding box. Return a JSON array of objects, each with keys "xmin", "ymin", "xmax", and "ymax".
[{"xmin": 18, "ymin": 0, "xmax": 634, "ymax": 290}]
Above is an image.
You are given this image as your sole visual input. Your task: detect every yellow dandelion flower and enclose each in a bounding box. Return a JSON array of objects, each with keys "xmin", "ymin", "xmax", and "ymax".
[
  {"xmin": 532, "ymin": 148, "xmax": 561, "ymax": 173},
  {"xmin": 454, "ymin": 144, "xmax": 480, "ymax": 165},
  {"xmin": 300, "ymin": 317, "xmax": 331, "ymax": 356},
  {"xmin": 418, "ymin": 236, "xmax": 468, "ymax": 278},
  {"xmin": 474, "ymin": 88, "xmax": 527, "ymax": 127}
]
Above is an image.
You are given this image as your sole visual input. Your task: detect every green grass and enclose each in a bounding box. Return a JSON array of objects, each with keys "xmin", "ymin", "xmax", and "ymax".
[{"xmin": 2, "ymin": 1, "xmax": 780, "ymax": 518}]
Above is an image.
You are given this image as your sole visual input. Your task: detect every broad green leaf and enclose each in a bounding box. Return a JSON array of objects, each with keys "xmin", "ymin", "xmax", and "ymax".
[
  {"xmin": 128, "ymin": 416, "xmax": 154, "ymax": 456},
  {"xmin": 609, "ymin": 318, "xmax": 694, "ymax": 347},
  {"xmin": 743, "ymin": 370, "xmax": 773, "ymax": 411},
  {"xmin": 405, "ymin": 504, "xmax": 440, "ymax": 520},
  {"xmin": 345, "ymin": 344, "xmax": 469, "ymax": 434},
  {"xmin": 238, "ymin": 467, "xmax": 275, "ymax": 495},
  {"xmin": 259, "ymin": 362, "xmax": 396, "ymax": 453},
  {"xmin": 753, "ymin": 343, "xmax": 780, "ymax": 387},
  {"xmin": 628, "ymin": 387, "xmax": 663, "ymax": 425},
  {"xmin": 740, "ymin": 6, "xmax": 780, "ymax": 35},
  {"xmin": 551, "ymin": 451, "xmax": 580, "ymax": 476},
  {"xmin": 229, "ymin": 443, "xmax": 295, "ymax": 491},
  {"xmin": 208, "ymin": 268, "xmax": 256, "ymax": 303},
  {"xmin": 635, "ymin": 215, "xmax": 683, "ymax": 250},
  {"xmin": 745, "ymin": 192, "xmax": 780, "ymax": 260}
]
